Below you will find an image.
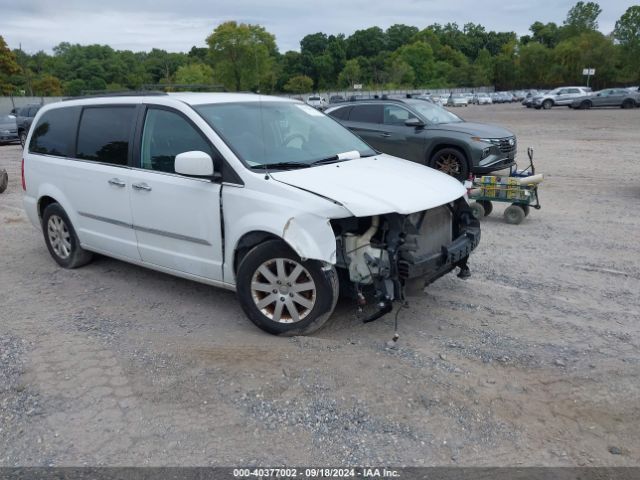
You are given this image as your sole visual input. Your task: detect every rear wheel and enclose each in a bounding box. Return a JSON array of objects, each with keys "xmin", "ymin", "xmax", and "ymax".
[
  {"xmin": 236, "ymin": 240, "xmax": 338, "ymax": 336},
  {"xmin": 429, "ymin": 147, "xmax": 469, "ymax": 181},
  {"xmin": 41, "ymin": 203, "xmax": 93, "ymax": 268},
  {"xmin": 542, "ymin": 99, "xmax": 553, "ymax": 110},
  {"xmin": 621, "ymin": 99, "xmax": 634, "ymax": 109},
  {"xmin": 581, "ymin": 100, "xmax": 592, "ymax": 110}
]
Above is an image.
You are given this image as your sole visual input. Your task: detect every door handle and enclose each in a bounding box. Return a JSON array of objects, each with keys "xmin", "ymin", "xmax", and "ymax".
[
  {"xmin": 380, "ymin": 132, "xmax": 391, "ymax": 138},
  {"xmin": 132, "ymin": 182, "xmax": 152, "ymax": 192},
  {"xmin": 108, "ymin": 178, "xmax": 126, "ymax": 187}
]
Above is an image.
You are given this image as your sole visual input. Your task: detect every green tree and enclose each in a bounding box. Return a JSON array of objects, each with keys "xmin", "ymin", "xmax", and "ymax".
[
  {"xmin": 529, "ymin": 21, "xmax": 561, "ymax": 48},
  {"xmin": 283, "ymin": 75, "xmax": 313, "ymax": 93},
  {"xmin": 346, "ymin": 27, "xmax": 387, "ymax": 58},
  {"xmin": 563, "ymin": 1, "xmax": 602, "ymax": 37},
  {"xmin": 386, "ymin": 24, "xmax": 419, "ymax": 51},
  {"xmin": 0, "ymin": 35, "xmax": 21, "ymax": 94},
  {"xmin": 32, "ymin": 75, "xmax": 63, "ymax": 95},
  {"xmin": 614, "ymin": 6, "xmax": 640, "ymax": 83},
  {"xmin": 518, "ymin": 42, "xmax": 552, "ymax": 87},
  {"xmin": 206, "ymin": 21, "xmax": 278, "ymax": 92},
  {"xmin": 337, "ymin": 59, "xmax": 361, "ymax": 88},
  {"xmin": 174, "ymin": 63, "xmax": 214, "ymax": 85},
  {"xmin": 395, "ymin": 41, "xmax": 434, "ymax": 86}
]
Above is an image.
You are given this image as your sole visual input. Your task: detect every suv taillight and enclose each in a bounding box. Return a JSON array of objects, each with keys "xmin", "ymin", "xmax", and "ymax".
[{"xmin": 21, "ymin": 157, "xmax": 26, "ymax": 191}]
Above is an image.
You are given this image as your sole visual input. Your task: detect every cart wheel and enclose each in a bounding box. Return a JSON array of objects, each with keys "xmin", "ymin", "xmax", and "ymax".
[
  {"xmin": 470, "ymin": 202, "xmax": 485, "ymax": 220},
  {"xmin": 522, "ymin": 205, "xmax": 530, "ymax": 217},
  {"xmin": 0, "ymin": 169, "xmax": 8, "ymax": 194},
  {"xmin": 478, "ymin": 200, "xmax": 493, "ymax": 216},
  {"xmin": 504, "ymin": 205, "xmax": 525, "ymax": 225}
]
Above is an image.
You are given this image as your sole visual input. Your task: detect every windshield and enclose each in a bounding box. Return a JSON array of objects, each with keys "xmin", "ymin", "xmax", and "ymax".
[
  {"xmin": 195, "ymin": 101, "xmax": 375, "ymax": 168},
  {"xmin": 406, "ymin": 100, "xmax": 462, "ymax": 124}
]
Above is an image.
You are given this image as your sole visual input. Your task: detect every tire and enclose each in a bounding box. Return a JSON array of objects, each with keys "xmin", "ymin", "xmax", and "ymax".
[
  {"xmin": 236, "ymin": 239, "xmax": 338, "ymax": 336},
  {"xmin": 429, "ymin": 147, "xmax": 469, "ymax": 181},
  {"xmin": 621, "ymin": 99, "xmax": 634, "ymax": 109},
  {"xmin": 522, "ymin": 205, "xmax": 530, "ymax": 217},
  {"xmin": 504, "ymin": 205, "xmax": 526, "ymax": 225},
  {"xmin": 581, "ymin": 101, "xmax": 592, "ymax": 110},
  {"xmin": 0, "ymin": 169, "xmax": 7, "ymax": 194},
  {"xmin": 19, "ymin": 131, "xmax": 27, "ymax": 147},
  {"xmin": 470, "ymin": 202, "xmax": 485, "ymax": 220},
  {"xmin": 41, "ymin": 203, "xmax": 93, "ymax": 269},
  {"xmin": 478, "ymin": 200, "xmax": 493, "ymax": 216},
  {"xmin": 542, "ymin": 99, "xmax": 553, "ymax": 110}
]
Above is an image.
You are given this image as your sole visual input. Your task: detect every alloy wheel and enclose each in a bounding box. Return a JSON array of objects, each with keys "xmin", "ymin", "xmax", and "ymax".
[
  {"xmin": 47, "ymin": 214, "xmax": 72, "ymax": 259},
  {"xmin": 250, "ymin": 258, "xmax": 317, "ymax": 324},
  {"xmin": 435, "ymin": 153, "xmax": 461, "ymax": 176}
]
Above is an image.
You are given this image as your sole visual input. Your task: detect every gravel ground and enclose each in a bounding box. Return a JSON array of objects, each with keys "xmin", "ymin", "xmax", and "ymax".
[{"xmin": 0, "ymin": 103, "xmax": 639, "ymax": 466}]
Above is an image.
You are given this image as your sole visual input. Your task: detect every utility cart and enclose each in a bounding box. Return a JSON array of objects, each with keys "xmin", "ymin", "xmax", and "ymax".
[{"xmin": 468, "ymin": 147, "xmax": 542, "ymax": 225}]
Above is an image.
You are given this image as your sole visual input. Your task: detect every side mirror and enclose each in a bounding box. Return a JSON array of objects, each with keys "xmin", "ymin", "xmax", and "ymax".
[
  {"xmin": 175, "ymin": 151, "xmax": 215, "ymax": 178},
  {"xmin": 405, "ymin": 117, "xmax": 425, "ymax": 127}
]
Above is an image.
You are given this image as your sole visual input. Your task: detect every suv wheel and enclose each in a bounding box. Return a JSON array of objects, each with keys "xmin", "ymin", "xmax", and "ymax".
[
  {"xmin": 542, "ymin": 99, "xmax": 553, "ymax": 110},
  {"xmin": 581, "ymin": 100, "xmax": 592, "ymax": 110},
  {"xmin": 236, "ymin": 240, "xmax": 338, "ymax": 336},
  {"xmin": 42, "ymin": 203, "xmax": 93, "ymax": 268},
  {"xmin": 19, "ymin": 132, "xmax": 27, "ymax": 147},
  {"xmin": 429, "ymin": 148, "xmax": 469, "ymax": 181}
]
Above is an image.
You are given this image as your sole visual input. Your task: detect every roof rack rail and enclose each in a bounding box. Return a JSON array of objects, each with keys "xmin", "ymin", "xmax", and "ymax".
[{"xmin": 63, "ymin": 90, "xmax": 168, "ymax": 101}]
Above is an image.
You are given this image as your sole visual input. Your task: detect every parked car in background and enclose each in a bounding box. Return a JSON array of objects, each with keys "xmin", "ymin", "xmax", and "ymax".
[
  {"xmin": 532, "ymin": 87, "xmax": 592, "ymax": 109},
  {"xmin": 626, "ymin": 86, "xmax": 639, "ymax": 93},
  {"xmin": 329, "ymin": 95, "xmax": 346, "ymax": 104},
  {"xmin": 472, "ymin": 93, "xmax": 493, "ymax": 105},
  {"xmin": 23, "ymin": 92, "xmax": 479, "ymax": 336},
  {"xmin": 16, "ymin": 104, "xmax": 43, "ymax": 146},
  {"xmin": 447, "ymin": 93, "xmax": 469, "ymax": 107},
  {"xmin": 521, "ymin": 90, "xmax": 540, "ymax": 107},
  {"xmin": 325, "ymin": 97, "xmax": 516, "ymax": 180},
  {"xmin": 0, "ymin": 114, "xmax": 19, "ymax": 145},
  {"xmin": 306, "ymin": 95, "xmax": 327, "ymax": 110},
  {"xmin": 570, "ymin": 88, "xmax": 640, "ymax": 109}
]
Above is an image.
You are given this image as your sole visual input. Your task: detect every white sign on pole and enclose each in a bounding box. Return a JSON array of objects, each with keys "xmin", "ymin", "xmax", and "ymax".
[
  {"xmin": 582, "ymin": 68, "xmax": 596, "ymax": 75},
  {"xmin": 353, "ymin": 84, "xmax": 363, "ymax": 90}
]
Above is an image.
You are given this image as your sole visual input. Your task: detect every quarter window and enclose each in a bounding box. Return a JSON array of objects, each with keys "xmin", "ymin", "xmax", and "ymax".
[
  {"xmin": 349, "ymin": 105, "xmax": 382, "ymax": 124},
  {"xmin": 29, "ymin": 107, "xmax": 80, "ymax": 157},
  {"xmin": 76, "ymin": 106, "xmax": 136, "ymax": 166},
  {"xmin": 140, "ymin": 108, "xmax": 213, "ymax": 173}
]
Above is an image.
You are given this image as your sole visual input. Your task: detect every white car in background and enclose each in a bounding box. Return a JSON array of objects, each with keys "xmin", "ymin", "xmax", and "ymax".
[
  {"xmin": 472, "ymin": 93, "xmax": 493, "ymax": 105},
  {"xmin": 447, "ymin": 93, "xmax": 469, "ymax": 107},
  {"xmin": 306, "ymin": 95, "xmax": 327, "ymax": 110}
]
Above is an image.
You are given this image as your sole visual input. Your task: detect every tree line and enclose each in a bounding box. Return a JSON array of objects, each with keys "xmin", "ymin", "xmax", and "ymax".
[{"xmin": 1, "ymin": 1, "xmax": 638, "ymax": 97}]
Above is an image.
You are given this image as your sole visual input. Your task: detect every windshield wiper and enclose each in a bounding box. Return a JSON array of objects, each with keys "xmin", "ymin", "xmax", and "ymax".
[
  {"xmin": 310, "ymin": 150, "xmax": 373, "ymax": 166},
  {"xmin": 250, "ymin": 162, "xmax": 311, "ymax": 170}
]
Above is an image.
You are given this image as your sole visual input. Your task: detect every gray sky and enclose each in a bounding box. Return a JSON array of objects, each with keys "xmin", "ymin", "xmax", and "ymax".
[{"xmin": 1, "ymin": 0, "xmax": 636, "ymax": 54}]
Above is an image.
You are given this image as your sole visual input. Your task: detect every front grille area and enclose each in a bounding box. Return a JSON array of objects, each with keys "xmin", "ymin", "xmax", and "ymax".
[
  {"xmin": 402, "ymin": 206, "xmax": 453, "ymax": 263},
  {"xmin": 499, "ymin": 137, "xmax": 517, "ymax": 154}
]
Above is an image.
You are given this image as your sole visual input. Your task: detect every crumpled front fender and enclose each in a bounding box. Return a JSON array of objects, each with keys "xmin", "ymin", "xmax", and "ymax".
[{"xmin": 282, "ymin": 213, "xmax": 337, "ymax": 264}]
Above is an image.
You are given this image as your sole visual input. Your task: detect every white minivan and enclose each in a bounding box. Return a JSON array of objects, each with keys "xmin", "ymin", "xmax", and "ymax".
[{"xmin": 23, "ymin": 93, "xmax": 480, "ymax": 335}]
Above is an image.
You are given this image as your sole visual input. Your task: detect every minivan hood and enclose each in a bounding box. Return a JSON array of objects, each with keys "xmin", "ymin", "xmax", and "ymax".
[
  {"xmin": 433, "ymin": 121, "xmax": 513, "ymax": 138},
  {"xmin": 269, "ymin": 154, "xmax": 466, "ymax": 217}
]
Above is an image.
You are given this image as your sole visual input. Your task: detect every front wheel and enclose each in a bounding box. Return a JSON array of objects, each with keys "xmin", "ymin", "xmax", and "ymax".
[
  {"xmin": 542, "ymin": 100, "xmax": 553, "ymax": 110},
  {"xmin": 236, "ymin": 240, "xmax": 338, "ymax": 336},
  {"xmin": 0, "ymin": 169, "xmax": 8, "ymax": 194},
  {"xmin": 19, "ymin": 132, "xmax": 27, "ymax": 147},
  {"xmin": 429, "ymin": 147, "xmax": 469, "ymax": 181},
  {"xmin": 504, "ymin": 205, "xmax": 526, "ymax": 225}
]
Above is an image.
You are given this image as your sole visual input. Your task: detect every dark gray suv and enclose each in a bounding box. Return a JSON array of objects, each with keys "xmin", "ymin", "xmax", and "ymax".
[{"xmin": 325, "ymin": 98, "xmax": 516, "ymax": 180}]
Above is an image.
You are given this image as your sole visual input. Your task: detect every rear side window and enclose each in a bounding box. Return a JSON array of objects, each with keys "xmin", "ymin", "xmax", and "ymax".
[
  {"xmin": 76, "ymin": 106, "xmax": 136, "ymax": 166},
  {"xmin": 328, "ymin": 106, "xmax": 352, "ymax": 120},
  {"xmin": 349, "ymin": 105, "xmax": 382, "ymax": 124},
  {"xmin": 29, "ymin": 107, "xmax": 80, "ymax": 157}
]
